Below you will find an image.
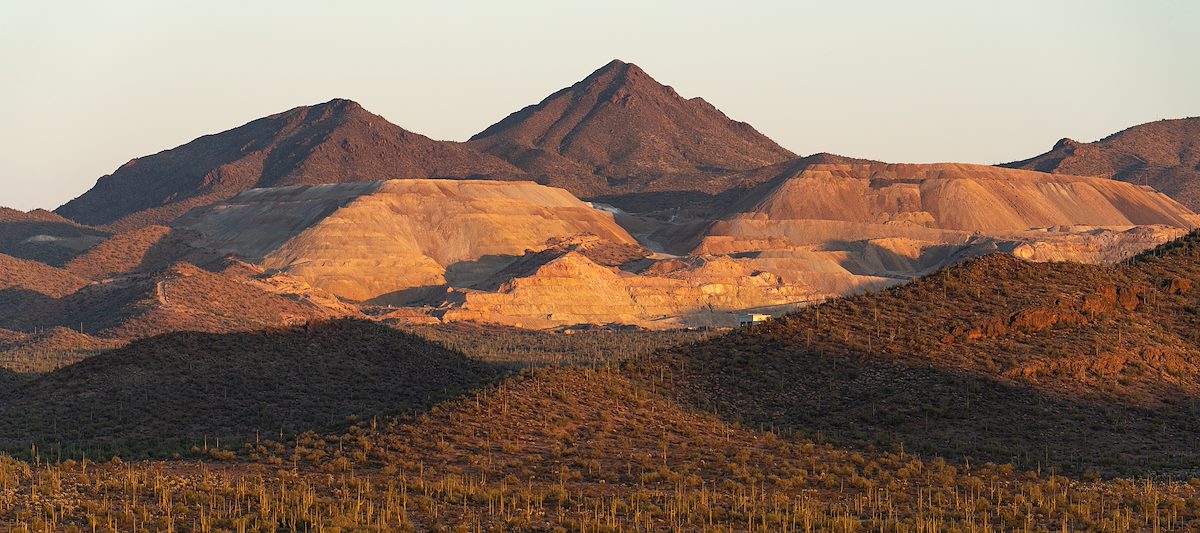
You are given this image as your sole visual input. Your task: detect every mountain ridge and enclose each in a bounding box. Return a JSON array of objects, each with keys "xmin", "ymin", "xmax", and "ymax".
[{"xmin": 1003, "ymin": 117, "xmax": 1200, "ymax": 211}]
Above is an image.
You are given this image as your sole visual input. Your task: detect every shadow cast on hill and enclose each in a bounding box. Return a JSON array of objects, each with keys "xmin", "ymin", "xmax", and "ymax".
[
  {"xmin": 0, "ymin": 221, "xmax": 109, "ymax": 266},
  {"xmin": 640, "ymin": 337, "xmax": 1200, "ymax": 478},
  {"xmin": 0, "ymin": 319, "xmax": 507, "ymax": 459}
]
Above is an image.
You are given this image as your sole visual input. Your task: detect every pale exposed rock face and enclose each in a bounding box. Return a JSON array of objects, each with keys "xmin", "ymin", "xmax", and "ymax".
[
  {"xmin": 176, "ymin": 179, "xmax": 637, "ymax": 302},
  {"xmin": 442, "ymin": 252, "xmax": 828, "ymax": 329},
  {"xmin": 701, "ymin": 163, "xmax": 1199, "ymax": 249}
]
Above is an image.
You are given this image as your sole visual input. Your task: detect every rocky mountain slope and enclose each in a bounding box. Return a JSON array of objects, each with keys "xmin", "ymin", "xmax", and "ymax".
[
  {"xmin": 468, "ymin": 60, "xmax": 795, "ymax": 197},
  {"xmin": 0, "ymin": 327, "xmax": 121, "ymax": 373},
  {"xmin": 1004, "ymin": 117, "xmax": 1200, "ymax": 211},
  {"xmin": 56, "ymin": 99, "xmax": 523, "ymax": 230}
]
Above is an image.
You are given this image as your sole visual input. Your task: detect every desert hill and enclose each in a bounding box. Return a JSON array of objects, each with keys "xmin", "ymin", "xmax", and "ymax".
[
  {"xmin": 0, "ymin": 252, "xmax": 90, "ymax": 298},
  {"xmin": 1004, "ymin": 117, "xmax": 1200, "ymax": 211},
  {"xmin": 0, "ymin": 327, "xmax": 121, "ymax": 373},
  {"xmin": 62, "ymin": 225, "xmax": 225, "ymax": 280},
  {"xmin": 7, "ymin": 360, "xmax": 1200, "ymax": 531},
  {"xmin": 55, "ymin": 99, "xmax": 523, "ymax": 230},
  {"xmin": 0, "ymin": 320, "xmax": 502, "ymax": 455},
  {"xmin": 636, "ymin": 230, "xmax": 1200, "ymax": 476},
  {"xmin": 0, "ymin": 259, "xmax": 356, "ymax": 340},
  {"xmin": 175, "ymin": 179, "xmax": 639, "ymax": 302},
  {"xmin": 468, "ymin": 59, "xmax": 795, "ymax": 197},
  {"xmin": 0, "ymin": 208, "xmax": 108, "ymax": 266}
]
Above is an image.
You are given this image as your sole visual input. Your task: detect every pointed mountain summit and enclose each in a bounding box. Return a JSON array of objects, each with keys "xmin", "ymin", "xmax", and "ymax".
[
  {"xmin": 1003, "ymin": 117, "xmax": 1200, "ymax": 211},
  {"xmin": 56, "ymin": 99, "xmax": 523, "ymax": 230},
  {"xmin": 467, "ymin": 60, "xmax": 795, "ymax": 197}
]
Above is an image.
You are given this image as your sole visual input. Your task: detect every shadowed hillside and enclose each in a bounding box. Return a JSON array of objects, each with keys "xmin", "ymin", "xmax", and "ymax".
[
  {"xmin": 634, "ymin": 231, "xmax": 1200, "ymax": 477},
  {"xmin": 0, "ymin": 208, "xmax": 108, "ymax": 266},
  {"xmin": 11, "ymin": 366, "xmax": 1196, "ymax": 531},
  {"xmin": 0, "ymin": 320, "xmax": 503, "ymax": 457}
]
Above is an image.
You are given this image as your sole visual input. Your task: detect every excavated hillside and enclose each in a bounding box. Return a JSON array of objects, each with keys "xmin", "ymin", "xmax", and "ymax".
[
  {"xmin": 1004, "ymin": 117, "xmax": 1200, "ymax": 211},
  {"xmin": 637, "ymin": 230, "xmax": 1200, "ymax": 476},
  {"xmin": 664, "ymin": 162, "xmax": 1200, "ymax": 283},
  {"xmin": 468, "ymin": 59, "xmax": 795, "ymax": 197},
  {"xmin": 0, "ymin": 320, "xmax": 502, "ymax": 455},
  {"xmin": 168, "ymin": 163, "xmax": 1200, "ymax": 330},
  {"xmin": 56, "ymin": 99, "xmax": 523, "ymax": 230},
  {"xmin": 442, "ymin": 251, "xmax": 829, "ymax": 329},
  {"xmin": 175, "ymin": 179, "xmax": 638, "ymax": 302}
]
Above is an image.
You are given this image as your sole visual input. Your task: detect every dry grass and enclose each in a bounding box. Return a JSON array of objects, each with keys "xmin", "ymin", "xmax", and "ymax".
[{"xmin": 2, "ymin": 367, "xmax": 1198, "ymax": 531}]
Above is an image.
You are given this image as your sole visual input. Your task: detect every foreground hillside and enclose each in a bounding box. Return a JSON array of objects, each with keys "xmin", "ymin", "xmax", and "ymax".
[
  {"xmin": 2, "ymin": 366, "xmax": 1197, "ymax": 531},
  {"xmin": 637, "ymin": 230, "xmax": 1200, "ymax": 477},
  {"xmin": 0, "ymin": 320, "xmax": 502, "ymax": 456},
  {"xmin": 1005, "ymin": 117, "xmax": 1200, "ymax": 211}
]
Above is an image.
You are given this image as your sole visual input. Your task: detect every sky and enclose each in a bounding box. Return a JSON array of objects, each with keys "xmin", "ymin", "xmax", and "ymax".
[{"xmin": 1, "ymin": 0, "xmax": 1198, "ymax": 211}]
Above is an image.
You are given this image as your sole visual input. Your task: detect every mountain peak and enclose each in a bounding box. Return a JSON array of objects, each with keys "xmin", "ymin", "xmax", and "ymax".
[
  {"xmin": 1052, "ymin": 138, "xmax": 1080, "ymax": 150},
  {"xmin": 468, "ymin": 61, "xmax": 794, "ymax": 197},
  {"xmin": 56, "ymin": 100, "xmax": 522, "ymax": 229}
]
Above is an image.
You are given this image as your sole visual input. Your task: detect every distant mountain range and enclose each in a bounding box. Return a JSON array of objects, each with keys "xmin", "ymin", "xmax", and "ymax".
[{"xmin": 51, "ymin": 60, "xmax": 1200, "ymax": 232}]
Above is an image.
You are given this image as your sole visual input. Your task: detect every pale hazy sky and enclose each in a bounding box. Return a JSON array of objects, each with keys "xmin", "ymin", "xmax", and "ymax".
[{"xmin": 2, "ymin": 1, "xmax": 1197, "ymax": 211}]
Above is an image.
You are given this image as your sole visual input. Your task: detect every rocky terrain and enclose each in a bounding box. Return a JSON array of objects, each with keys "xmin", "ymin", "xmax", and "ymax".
[
  {"xmin": 150, "ymin": 160, "xmax": 1197, "ymax": 329},
  {"xmin": 1005, "ymin": 117, "xmax": 1200, "ymax": 211},
  {"xmin": 4, "ymin": 233, "xmax": 1200, "ymax": 530},
  {"xmin": 467, "ymin": 59, "xmax": 796, "ymax": 197},
  {"xmin": 669, "ymin": 161, "xmax": 1199, "ymax": 276}
]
